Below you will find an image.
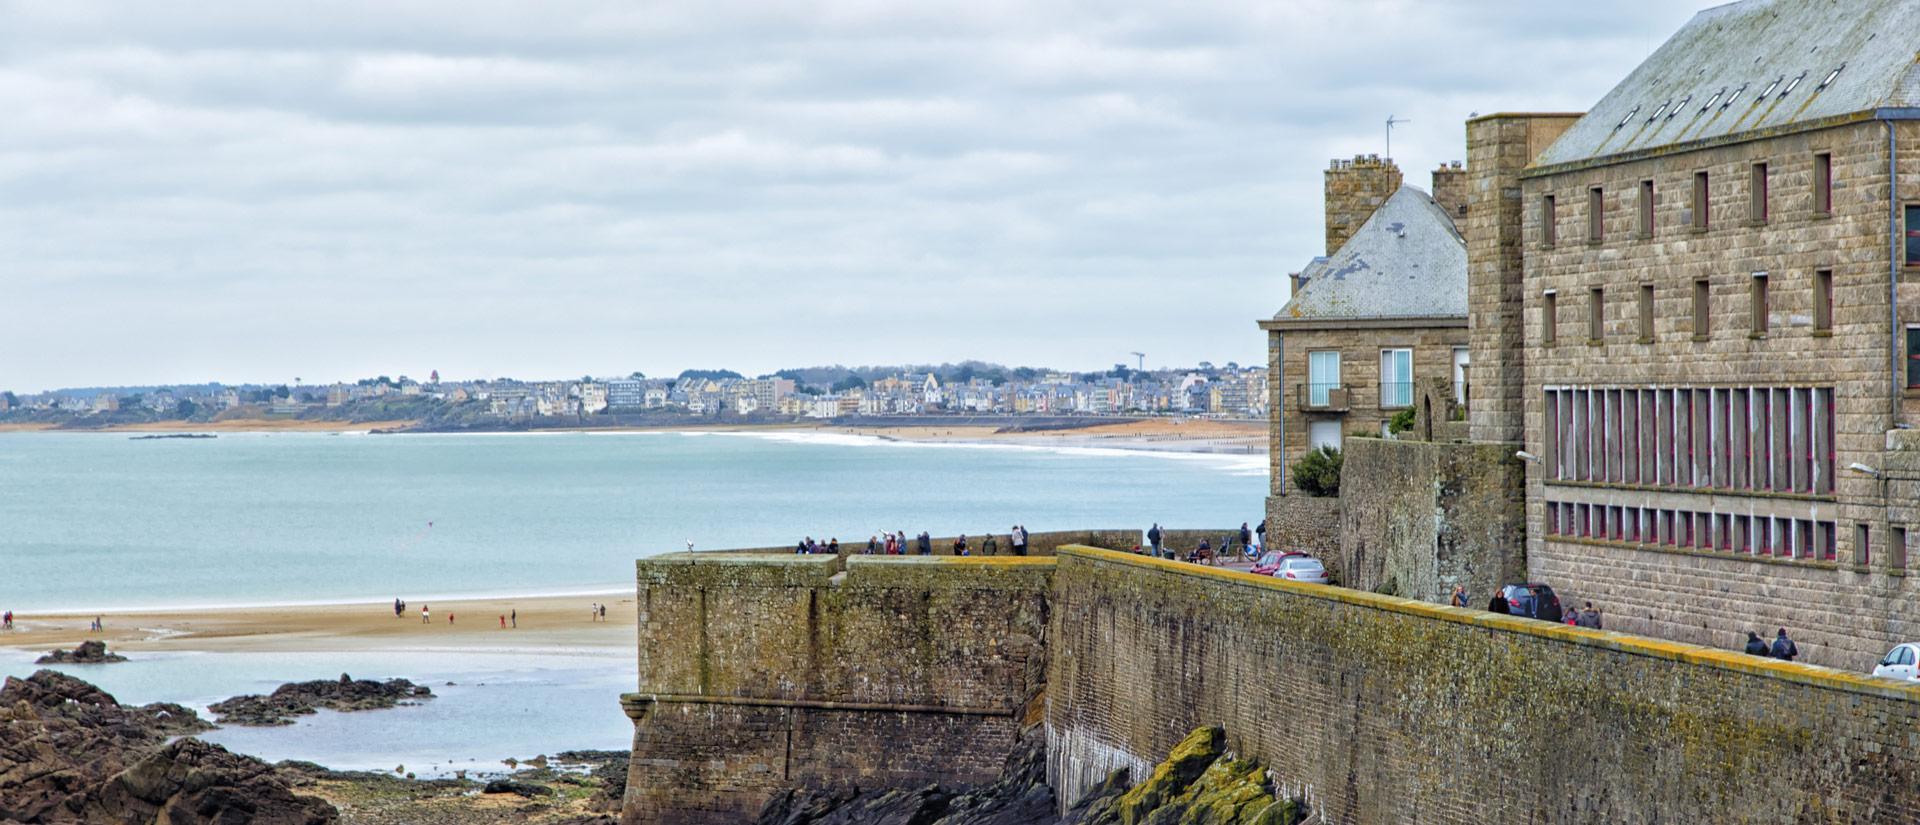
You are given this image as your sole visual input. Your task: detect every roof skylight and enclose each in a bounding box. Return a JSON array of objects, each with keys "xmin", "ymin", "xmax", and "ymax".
[
  {"xmin": 1781, "ymin": 72, "xmax": 1805, "ymax": 98},
  {"xmin": 1819, "ymin": 64, "xmax": 1845, "ymax": 89},
  {"xmin": 1616, "ymin": 105, "xmax": 1640, "ymax": 129},
  {"xmin": 1759, "ymin": 77, "xmax": 1781, "ymax": 98}
]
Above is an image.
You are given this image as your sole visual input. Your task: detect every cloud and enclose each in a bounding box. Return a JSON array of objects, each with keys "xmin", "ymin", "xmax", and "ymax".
[{"xmin": 0, "ymin": 0, "xmax": 1701, "ymax": 391}]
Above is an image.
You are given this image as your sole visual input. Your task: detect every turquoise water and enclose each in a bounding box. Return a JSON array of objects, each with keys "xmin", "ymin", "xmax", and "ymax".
[{"xmin": 0, "ymin": 430, "xmax": 1264, "ymax": 611}]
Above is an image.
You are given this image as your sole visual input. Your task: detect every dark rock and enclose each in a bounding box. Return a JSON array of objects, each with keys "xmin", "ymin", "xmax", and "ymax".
[
  {"xmin": 483, "ymin": 778, "xmax": 554, "ymax": 798},
  {"xmin": 208, "ymin": 675, "xmax": 433, "ymax": 726},
  {"xmin": 0, "ymin": 669, "xmax": 333, "ymax": 824},
  {"xmin": 34, "ymin": 640, "xmax": 128, "ymax": 664}
]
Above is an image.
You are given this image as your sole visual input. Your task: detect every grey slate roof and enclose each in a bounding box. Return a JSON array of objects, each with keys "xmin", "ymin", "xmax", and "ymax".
[
  {"xmin": 1272, "ymin": 186, "xmax": 1466, "ymax": 322},
  {"xmin": 1535, "ymin": 0, "xmax": 1920, "ymax": 168}
]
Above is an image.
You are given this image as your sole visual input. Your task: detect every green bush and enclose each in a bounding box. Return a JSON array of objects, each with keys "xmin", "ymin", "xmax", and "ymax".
[
  {"xmin": 1290, "ymin": 446, "xmax": 1343, "ymax": 497},
  {"xmin": 1387, "ymin": 407, "xmax": 1415, "ymax": 435}
]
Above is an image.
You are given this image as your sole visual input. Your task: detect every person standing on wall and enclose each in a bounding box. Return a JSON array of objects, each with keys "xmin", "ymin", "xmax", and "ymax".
[
  {"xmin": 917, "ymin": 532, "xmax": 932, "ymax": 555},
  {"xmin": 1486, "ymin": 593, "xmax": 1508, "ymax": 615},
  {"xmin": 1771, "ymin": 628, "xmax": 1798, "ymax": 661},
  {"xmin": 1238, "ymin": 522, "xmax": 1252, "ymax": 554},
  {"xmin": 1147, "ymin": 523, "xmax": 1163, "ymax": 556}
]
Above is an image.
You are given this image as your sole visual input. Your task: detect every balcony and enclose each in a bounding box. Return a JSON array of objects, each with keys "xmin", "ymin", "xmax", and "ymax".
[
  {"xmin": 1297, "ymin": 383, "xmax": 1349, "ymax": 412},
  {"xmin": 1378, "ymin": 381, "xmax": 1413, "ymax": 409}
]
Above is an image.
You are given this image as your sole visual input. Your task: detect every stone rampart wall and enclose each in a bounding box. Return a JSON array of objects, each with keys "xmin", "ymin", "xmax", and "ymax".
[
  {"xmin": 622, "ymin": 554, "xmax": 1052, "ymax": 824},
  {"xmin": 1263, "ymin": 493, "xmax": 1340, "ymax": 554},
  {"xmin": 1045, "ymin": 545, "xmax": 1920, "ymax": 824},
  {"xmin": 1337, "ymin": 437, "xmax": 1525, "ymax": 602}
]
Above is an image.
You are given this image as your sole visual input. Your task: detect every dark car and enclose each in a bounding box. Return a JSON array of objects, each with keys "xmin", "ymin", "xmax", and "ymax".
[{"xmin": 1499, "ymin": 583, "xmax": 1563, "ymax": 622}]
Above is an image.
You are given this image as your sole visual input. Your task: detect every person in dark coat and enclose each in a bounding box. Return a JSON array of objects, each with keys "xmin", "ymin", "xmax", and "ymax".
[
  {"xmin": 1744, "ymin": 631, "xmax": 1769, "ymax": 656},
  {"xmin": 1487, "ymin": 592, "xmax": 1510, "ymax": 614},
  {"xmin": 1771, "ymin": 628, "xmax": 1798, "ymax": 661}
]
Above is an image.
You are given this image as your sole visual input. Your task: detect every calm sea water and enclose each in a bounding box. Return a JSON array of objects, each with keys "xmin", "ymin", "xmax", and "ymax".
[{"xmin": 0, "ymin": 429, "xmax": 1264, "ymax": 611}]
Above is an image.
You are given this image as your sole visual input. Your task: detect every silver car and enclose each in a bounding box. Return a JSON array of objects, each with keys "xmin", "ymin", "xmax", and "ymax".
[
  {"xmin": 1274, "ymin": 556, "xmax": 1329, "ymax": 584},
  {"xmin": 1872, "ymin": 643, "xmax": 1920, "ymax": 681}
]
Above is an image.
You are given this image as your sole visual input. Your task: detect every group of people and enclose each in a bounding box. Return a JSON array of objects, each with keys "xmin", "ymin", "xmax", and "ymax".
[
  {"xmin": 1745, "ymin": 628, "xmax": 1799, "ymax": 661},
  {"xmin": 2, "ymin": 610, "xmax": 12, "ymax": 630},
  {"xmin": 1145, "ymin": 521, "xmax": 1265, "ymax": 564},
  {"xmin": 792, "ymin": 526, "xmax": 1034, "ymax": 556},
  {"xmin": 589, "ymin": 603, "xmax": 608, "ymax": 622}
]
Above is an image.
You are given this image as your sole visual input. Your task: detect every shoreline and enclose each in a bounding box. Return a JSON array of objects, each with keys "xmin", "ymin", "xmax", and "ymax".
[{"xmin": 0, "ymin": 590, "xmax": 637, "ymax": 656}]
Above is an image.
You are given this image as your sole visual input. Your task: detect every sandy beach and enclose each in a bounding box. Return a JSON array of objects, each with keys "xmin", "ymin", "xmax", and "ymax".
[
  {"xmin": 0, "ymin": 591, "xmax": 636, "ymax": 656},
  {"xmin": 836, "ymin": 418, "xmax": 1266, "ymax": 455}
]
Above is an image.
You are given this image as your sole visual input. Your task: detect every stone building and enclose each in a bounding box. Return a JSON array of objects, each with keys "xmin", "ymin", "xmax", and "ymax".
[
  {"xmin": 1261, "ymin": 158, "xmax": 1471, "ymax": 525},
  {"xmin": 1481, "ymin": 0, "xmax": 1920, "ymax": 667}
]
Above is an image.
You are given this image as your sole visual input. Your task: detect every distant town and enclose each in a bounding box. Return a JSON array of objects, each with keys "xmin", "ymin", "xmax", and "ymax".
[{"xmin": 0, "ymin": 360, "xmax": 1270, "ymax": 430}]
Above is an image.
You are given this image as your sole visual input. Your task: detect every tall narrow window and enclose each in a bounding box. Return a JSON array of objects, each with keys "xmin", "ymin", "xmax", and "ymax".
[
  {"xmin": 1589, "ymin": 287, "xmax": 1604, "ymax": 343},
  {"xmin": 1379, "ymin": 348, "xmax": 1412, "ymax": 408},
  {"xmin": 1907, "ymin": 205, "xmax": 1920, "ymax": 266},
  {"xmin": 1638, "ymin": 284, "xmax": 1655, "ymax": 341},
  {"xmin": 1750, "ymin": 272, "xmax": 1769, "ymax": 335},
  {"xmin": 1543, "ymin": 292, "xmax": 1558, "ymax": 345},
  {"xmin": 1856, "ymin": 524, "xmax": 1872, "ymax": 566},
  {"xmin": 1692, "ymin": 171, "xmax": 1710, "ymax": 229},
  {"xmin": 1693, "ymin": 279, "xmax": 1711, "ymax": 338},
  {"xmin": 1589, "ymin": 186, "xmax": 1606, "ymax": 242},
  {"xmin": 1638, "ymin": 180, "xmax": 1655, "ymax": 236},
  {"xmin": 1749, "ymin": 162, "xmax": 1769, "ymax": 222},
  {"xmin": 1894, "ymin": 525, "xmax": 1909, "ymax": 570},
  {"xmin": 1814, "ymin": 269, "xmax": 1833, "ymax": 332},
  {"xmin": 1307, "ymin": 351, "xmax": 1340, "ymax": 406},
  {"xmin": 1542, "ymin": 195, "xmax": 1557, "ymax": 246},
  {"xmin": 1908, "ymin": 327, "xmax": 1920, "ymax": 389},
  {"xmin": 1813, "ymin": 152, "xmax": 1832, "ymax": 214}
]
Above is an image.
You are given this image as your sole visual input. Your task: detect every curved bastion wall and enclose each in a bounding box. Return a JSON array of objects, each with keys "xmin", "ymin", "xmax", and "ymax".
[{"xmin": 621, "ymin": 545, "xmax": 1920, "ymax": 824}]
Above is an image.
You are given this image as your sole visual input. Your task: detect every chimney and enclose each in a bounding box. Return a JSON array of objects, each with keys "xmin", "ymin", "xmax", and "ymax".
[
  {"xmin": 1431, "ymin": 160, "xmax": 1467, "ymax": 223},
  {"xmin": 1324, "ymin": 154, "xmax": 1403, "ymax": 256},
  {"xmin": 1464, "ymin": 114, "xmax": 1580, "ymax": 445}
]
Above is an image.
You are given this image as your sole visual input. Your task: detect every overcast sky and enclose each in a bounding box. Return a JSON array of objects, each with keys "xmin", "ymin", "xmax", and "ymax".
[{"xmin": 1, "ymin": 1, "xmax": 1702, "ymax": 392}]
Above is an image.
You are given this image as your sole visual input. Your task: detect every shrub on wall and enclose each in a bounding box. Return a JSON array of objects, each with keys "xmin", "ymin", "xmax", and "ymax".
[
  {"xmin": 1387, "ymin": 407, "xmax": 1415, "ymax": 435},
  {"xmin": 1291, "ymin": 446, "xmax": 1343, "ymax": 497}
]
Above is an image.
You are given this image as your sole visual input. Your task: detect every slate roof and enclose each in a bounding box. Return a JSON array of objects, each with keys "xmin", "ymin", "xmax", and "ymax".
[
  {"xmin": 1534, "ymin": 0, "xmax": 1920, "ymax": 169},
  {"xmin": 1272, "ymin": 186, "xmax": 1466, "ymax": 323}
]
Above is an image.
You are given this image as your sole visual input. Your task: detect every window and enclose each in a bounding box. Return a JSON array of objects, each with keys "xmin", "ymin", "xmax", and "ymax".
[
  {"xmin": 1750, "ymin": 272, "xmax": 1769, "ymax": 335},
  {"xmin": 1907, "ymin": 205, "xmax": 1920, "ymax": 266},
  {"xmin": 1638, "ymin": 284, "xmax": 1655, "ymax": 341},
  {"xmin": 1895, "ymin": 526, "xmax": 1909, "ymax": 570},
  {"xmin": 1813, "ymin": 153, "xmax": 1832, "ymax": 214},
  {"xmin": 1307, "ymin": 351, "xmax": 1341, "ymax": 406},
  {"xmin": 1638, "ymin": 180, "xmax": 1655, "ymax": 236},
  {"xmin": 1814, "ymin": 269, "xmax": 1833, "ymax": 332},
  {"xmin": 1589, "ymin": 186, "xmax": 1605, "ymax": 242},
  {"xmin": 1451, "ymin": 347, "xmax": 1469, "ymax": 404},
  {"xmin": 1856, "ymin": 524, "xmax": 1872, "ymax": 566},
  {"xmin": 1379, "ymin": 348, "xmax": 1412, "ymax": 408},
  {"xmin": 1543, "ymin": 292, "xmax": 1558, "ymax": 345},
  {"xmin": 1692, "ymin": 171, "xmax": 1710, "ymax": 229},
  {"xmin": 1542, "ymin": 195, "xmax": 1557, "ymax": 246},
  {"xmin": 1589, "ymin": 287, "xmax": 1604, "ymax": 343},
  {"xmin": 1693, "ymin": 280, "xmax": 1711, "ymax": 338},
  {"xmin": 1908, "ymin": 327, "xmax": 1920, "ymax": 388},
  {"xmin": 1308, "ymin": 420, "xmax": 1341, "ymax": 452},
  {"xmin": 1749, "ymin": 162, "xmax": 1769, "ymax": 222}
]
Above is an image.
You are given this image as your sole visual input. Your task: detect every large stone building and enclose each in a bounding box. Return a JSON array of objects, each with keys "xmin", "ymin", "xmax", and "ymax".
[
  {"xmin": 1475, "ymin": 0, "xmax": 1920, "ymax": 667},
  {"xmin": 1261, "ymin": 158, "xmax": 1470, "ymax": 514}
]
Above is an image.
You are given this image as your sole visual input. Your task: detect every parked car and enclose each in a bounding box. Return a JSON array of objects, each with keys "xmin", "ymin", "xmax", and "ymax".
[
  {"xmin": 1499, "ymin": 583, "xmax": 1563, "ymax": 622},
  {"xmin": 1873, "ymin": 644, "xmax": 1920, "ymax": 681},
  {"xmin": 1250, "ymin": 550, "xmax": 1304, "ymax": 576},
  {"xmin": 1273, "ymin": 556, "xmax": 1329, "ymax": 584}
]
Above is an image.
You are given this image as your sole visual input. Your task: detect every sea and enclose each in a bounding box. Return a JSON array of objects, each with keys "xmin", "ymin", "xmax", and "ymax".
[{"xmin": 0, "ymin": 429, "xmax": 1265, "ymax": 775}]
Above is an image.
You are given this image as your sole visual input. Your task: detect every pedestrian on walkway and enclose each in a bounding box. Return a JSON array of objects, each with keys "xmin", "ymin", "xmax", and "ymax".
[
  {"xmin": 511, "ymin": 609, "xmax": 517, "ymax": 628},
  {"xmin": 1771, "ymin": 628, "xmax": 1798, "ymax": 661},
  {"xmin": 1147, "ymin": 523, "xmax": 1163, "ymax": 556},
  {"xmin": 1486, "ymin": 593, "xmax": 1509, "ymax": 615},
  {"xmin": 1449, "ymin": 586, "xmax": 1468, "ymax": 608},
  {"xmin": 1744, "ymin": 631, "xmax": 1769, "ymax": 656},
  {"xmin": 983, "ymin": 534, "xmax": 999, "ymax": 555},
  {"xmin": 917, "ymin": 532, "xmax": 932, "ymax": 555},
  {"xmin": 1576, "ymin": 602, "xmax": 1603, "ymax": 629},
  {"xmin": 1238, "ymin": 522, "xmax": 1252, "ymax": 553}
]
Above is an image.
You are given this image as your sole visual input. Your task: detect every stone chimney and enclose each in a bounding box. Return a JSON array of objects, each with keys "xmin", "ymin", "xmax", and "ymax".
[
  {"xmin": 1431, "ymin": 161, "xmax": 1467, "ymax": 223},
  {"xmin": 1464, "ymin": 114, "xmax": 1580, "ymax": 445},
  {"xmin": 1324, "ymin": 154, "xmax": 1402, "ymax": 256}
]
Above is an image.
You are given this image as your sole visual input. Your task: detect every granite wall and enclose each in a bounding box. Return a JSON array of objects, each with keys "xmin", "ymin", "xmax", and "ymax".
[
  {"xmin": 1045, "ymin": 545, "xmax": 1920, "ymax": 824},
  {"xmin": 1336, "ymin": 437, "xmax": 1526, "ymax": 602}
]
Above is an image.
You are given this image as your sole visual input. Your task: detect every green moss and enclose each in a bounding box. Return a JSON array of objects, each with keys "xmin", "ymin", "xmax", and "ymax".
[{"xmin": 1109, "ymin": 727, "xmax": 1225, "ymax": 824}]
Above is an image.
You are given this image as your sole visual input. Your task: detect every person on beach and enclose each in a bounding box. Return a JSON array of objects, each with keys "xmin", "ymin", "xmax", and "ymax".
[
  {"xmin": 500, "ymin": 615, "xmax": 506, "ymax": 629},
  {"xmin": 3, "ymin": 610, "xmax": 11, "ymax": 630},
  {"xmin": 394, "ymin": 598, "xmax": 403, "ymax": 619},
  {"xmin": 600, "ymin": 604, "xmax": 607, "ymax": 621},
  {"xmin": 422, "ymin": 605, "xmax": 430, "ymax": 624},
  {"xmin": 91, "ymin": 616, "xmax": 102, "ymax": 632},
  {"xmin": 511, "ymin": 609, "xmax": 517, "ymax": 628},
  {"xmin": 448, "ymin": 613, "xmax": 454, "ymax": 625}
]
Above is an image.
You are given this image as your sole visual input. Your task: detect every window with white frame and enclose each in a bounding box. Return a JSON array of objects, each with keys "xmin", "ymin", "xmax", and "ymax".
[
  {"xmin": 1307, "ymin": 351, "xmax": 1341, "ymax": 406},
  {"xmin": 1379, "ymin": 348, "xmax": 1412, "ymax": 408}
]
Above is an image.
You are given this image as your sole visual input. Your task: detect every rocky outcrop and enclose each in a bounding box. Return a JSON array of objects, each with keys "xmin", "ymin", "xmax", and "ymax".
[
  {"xmin": 0, "ymin": 669, "xmax": 335, "ymax": 824},
  {"xmin": 34, "ymin": 640, "xmax": 128, "ymax": 664},
  {"xmin": 752, "ymin": 726, "xmax": 1304, "ymax": 825},
  {"xmin": 208, "ymin": 672, "xmax": 432, "ymax": 726}
]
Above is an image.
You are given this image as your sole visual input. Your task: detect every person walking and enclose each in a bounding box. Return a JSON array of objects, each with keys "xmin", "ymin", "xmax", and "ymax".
[
  {"xmin": 1147, "ymin": 523, "xmax": 1163, "ymax": 556},
  {"xmin": 600, "ymin": 604, "xmax": 607, "ymax": 621},
  {"xmin": 448, "ymin": 612, "xmax": 454, "ymax": 625},
  {"xmin": 1238, "ymin": 522, "xmax": 1252, "ymax": 554},
  {"xmin": 422, "ymin": 605, "xmax": 430, "ymax": 624},
  {"xmin": 1576, "ymin": 602, "xmax": 1603, "ymax": 630},
  {"xmin": 1255, "ymin": 520, "xmax": 1266, "ymax": 549},
  {"xmin": 1744, "ymin": 631, "xmax": 1769, "ymax": 656},
  {"xmin": 510, "ymin": 609, "xmax": 517, "ymax": 628},
  {"xmin": 1486, "ymin": 593, "xmax": 1509, "ymax": 615},
  {"xmin": 500, "ymin": 615, "xmax": 507, "ymax": 629},
  {"xmin": 917, "ymin": 532, "xmax": 932, "ymax": 555},
  {"xmin": 1449, "ymin": 586, "xmax": 1468, "ymax": 608},
  {"xmin": 1771, "ymin": 628, "xmax": 1798, "ymax": 661},
  {"xmin": 983, "ymin": 533, "xmax": 998, "ymax": 555},
  {"xmin": 394, "ymin": 598, "xmax": 403, "ymax": 619}
]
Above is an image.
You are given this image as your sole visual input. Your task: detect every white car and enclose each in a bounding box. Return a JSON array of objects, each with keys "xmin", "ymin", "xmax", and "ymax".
[
  {"xmin": 1872, "ymin": 643, "xmax": 1920, "ymax": 681},
  {"xmin": 1274, "ymin": 556, "xmax": 1329, "ymax": 584}
]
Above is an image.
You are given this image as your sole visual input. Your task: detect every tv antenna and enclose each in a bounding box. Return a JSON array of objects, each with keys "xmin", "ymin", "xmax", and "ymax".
[
  {"xmin": 1386, "ymin": 115, "xmax": 1410, "ymax": 160},
  {"xmin": 1129, "ymin": 352, "xmax": 1146, "ymax": 370}
]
